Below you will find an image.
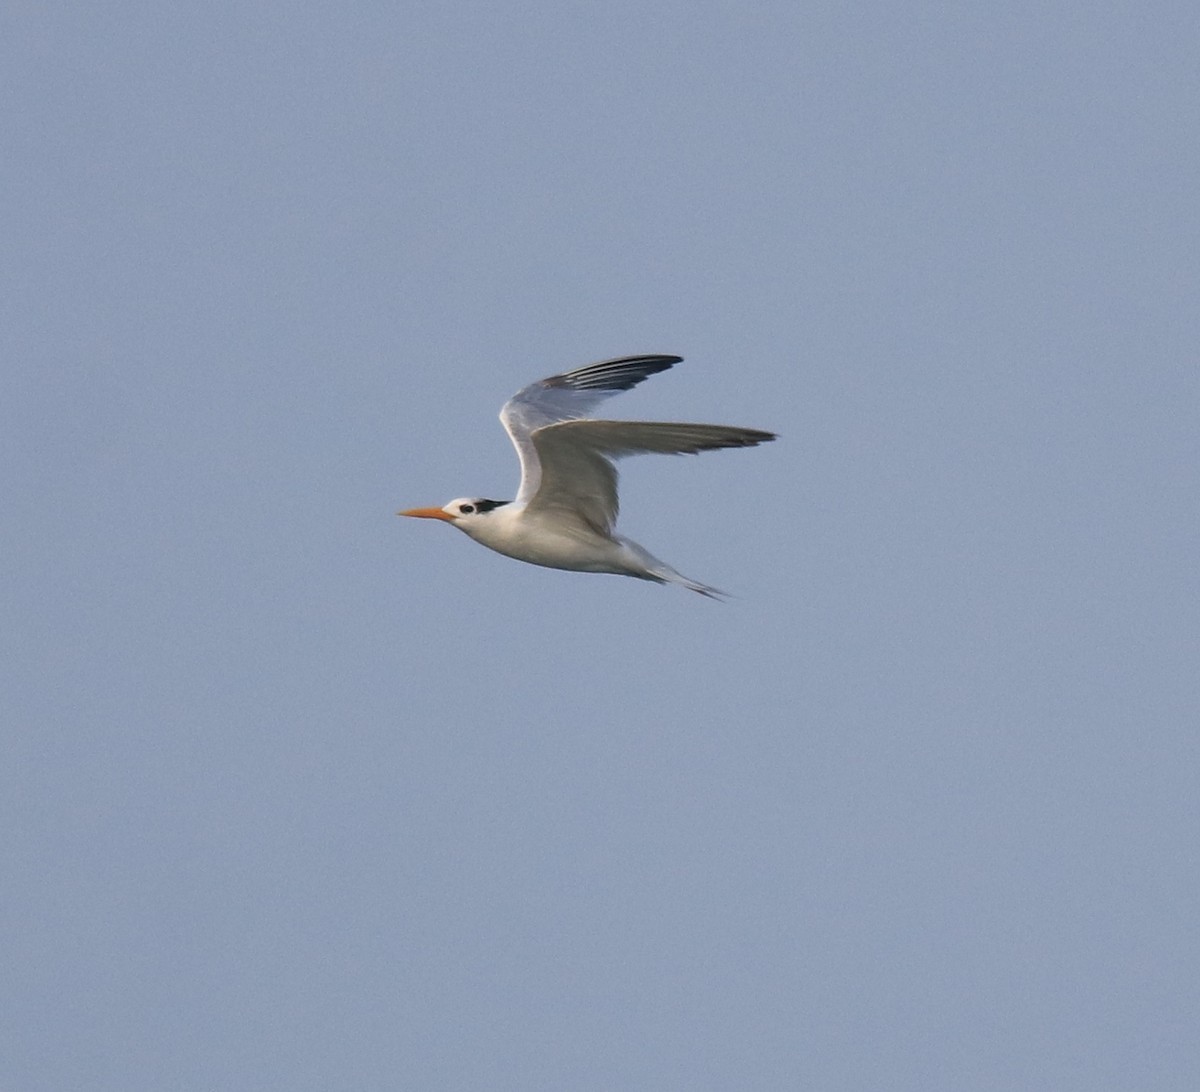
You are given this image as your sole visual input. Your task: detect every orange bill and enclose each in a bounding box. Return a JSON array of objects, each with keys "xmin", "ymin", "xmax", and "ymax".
[{"xmin": 398, "ymin": 507, "xmax": 454, "ymax": 521}]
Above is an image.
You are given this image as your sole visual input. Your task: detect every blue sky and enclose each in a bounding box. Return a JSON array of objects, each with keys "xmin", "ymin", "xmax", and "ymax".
[{"xmin": 4, "ymin": 3, "xmax": 1198, "ymax": 1089}]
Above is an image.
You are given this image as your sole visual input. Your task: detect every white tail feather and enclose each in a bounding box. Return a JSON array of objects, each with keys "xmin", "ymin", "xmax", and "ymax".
[{"xmin": 616, "ymin": 536, "xmax": 727, "ymax": 600}]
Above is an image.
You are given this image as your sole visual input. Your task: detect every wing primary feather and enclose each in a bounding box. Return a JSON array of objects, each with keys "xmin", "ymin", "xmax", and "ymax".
[
  {"xmin": 524, "ymin": 420, "xmax": 776, "ymax": 535},
  {"xmin": 542, "ymin": 355, "xmax": 681, "ymax": 393},
  {"xmin": 500, "ymin": 355, "xmax": 685, "ymax": 505},
  {"xmin": 536, "ymin": 420, "xmax": 777, "ymax": 457}
]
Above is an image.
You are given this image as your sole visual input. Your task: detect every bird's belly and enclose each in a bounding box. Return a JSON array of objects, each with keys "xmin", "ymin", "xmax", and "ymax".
[{"xmin": 475, "ymin": 520, "xmax": 628, "ymax": 574}]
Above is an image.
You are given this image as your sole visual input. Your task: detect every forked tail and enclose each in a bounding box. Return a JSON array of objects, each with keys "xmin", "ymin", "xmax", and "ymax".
[
  {"xmin": 617, "ymin": 537, "xmax": 727, "ymax": 600},
  {"xmin": 660, "ymin": 569, "xmax": 727, "ymax": 600}
]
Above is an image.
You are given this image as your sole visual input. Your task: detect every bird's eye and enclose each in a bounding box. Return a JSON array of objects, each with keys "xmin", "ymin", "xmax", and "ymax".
[{"xmin": 459, "ymin": 503, "xmax": 475, "ymax": 514}]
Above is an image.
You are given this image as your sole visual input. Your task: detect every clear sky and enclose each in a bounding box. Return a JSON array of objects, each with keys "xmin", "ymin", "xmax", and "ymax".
[{"xmin": 4, "ymin": 3, "xmax": 1198, "ymax": 1089}]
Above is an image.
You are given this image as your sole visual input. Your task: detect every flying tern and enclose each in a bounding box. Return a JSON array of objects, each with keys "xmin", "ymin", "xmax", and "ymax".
[{"xmin": 399, "ymin": 354, "xmax": 775, "ymax": 598}]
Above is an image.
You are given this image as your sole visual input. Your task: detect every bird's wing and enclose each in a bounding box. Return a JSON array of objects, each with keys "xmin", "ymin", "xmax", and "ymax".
[
  {"xmin": 500, "ymin": 355, "xmax": 681, "ymax": 505},
  {"xmin": 525, "ymin": 420, "xmax": 776, "ymax": 535}
]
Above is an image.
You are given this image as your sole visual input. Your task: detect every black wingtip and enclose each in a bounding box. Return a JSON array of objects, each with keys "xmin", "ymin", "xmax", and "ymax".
[{"xmin": 547, "ymin": 354, "xmax": 682, "ymax": 393}]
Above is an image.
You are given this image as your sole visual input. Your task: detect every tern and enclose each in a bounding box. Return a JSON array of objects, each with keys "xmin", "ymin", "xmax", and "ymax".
[{"xmin": 399, "ymin": 355, "xmax": 775, "ymax": 598}]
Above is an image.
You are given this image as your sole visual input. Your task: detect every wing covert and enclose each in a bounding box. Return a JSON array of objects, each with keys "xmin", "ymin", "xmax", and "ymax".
[
  {"xmin": 525, "ymin": 419, "xmax": 776, "ymax": 535},
  {"xmin": 499, "ymin": 355, "xmax": 681, "ymax": 504}
]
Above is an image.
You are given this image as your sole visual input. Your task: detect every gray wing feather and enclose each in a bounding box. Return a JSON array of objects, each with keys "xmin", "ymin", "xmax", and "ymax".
[
  {"xmin": 525, "ymin": 420, "xmax": 776, "ymax": 535},
  {"xmin": 500, "ymin": 355, "xmax": 681, "ymax": 504}
]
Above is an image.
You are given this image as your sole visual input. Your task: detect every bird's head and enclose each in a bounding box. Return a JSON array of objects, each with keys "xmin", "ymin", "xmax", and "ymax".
[{"xmin": 398, "ymin": 497, "xmax": 510, "ymax": 533}]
